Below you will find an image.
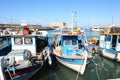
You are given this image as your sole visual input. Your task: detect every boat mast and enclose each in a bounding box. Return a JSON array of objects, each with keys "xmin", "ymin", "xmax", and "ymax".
[
  {"xmin": 72, "ymin": 11, "xmax": 74, "ymax": 32},
  {"xmin": 72, "ymin": 11, "xmax": 77, "ymax": 31}
]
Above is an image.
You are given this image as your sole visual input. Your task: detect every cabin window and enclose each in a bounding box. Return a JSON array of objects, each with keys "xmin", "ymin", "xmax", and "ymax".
[
  {"xmin": 65, "ymin": 40, "xmax": 70, "ymax": 45},
  {"xmin": 14, "ymin": 37, "xmax": 23, "ymax": 44},
  {"xmin": 118, "ymin": 36, "xmax": 120, "ymax": 43},
  {"xmin": 24, "ymin": 37, "xmax": 33, "ymax": 44},
  {"xmin": 72, "ymin": 38, "xmax": 77, "ymax": 45},
  {"xmin": 100, "ymin": 35, "xmax": 105, "ymax": 40},
  {"xmin": 105, "ymin": 35, "xmax": 111, "ymax": 41},
  {"xmin": 0, "ymin": 38, "xmax": 7, "ymax": 49}
]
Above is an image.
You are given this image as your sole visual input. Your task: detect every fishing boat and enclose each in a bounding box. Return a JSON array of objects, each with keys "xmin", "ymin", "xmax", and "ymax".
[
  {"xmin": 98, "ymin": 27, "xmax": 120, "ymax": 62},
  {"xmin": 90, "ymin": 26, "xmax": 103, "ymax": 32},
  {"xmin": 90, "ymin": 27, "xmax": 101, "ymax": 32},
  {"xmin": 51, "ymin": 12, "xmax": 92, "ymax": 75},
  {"xmin": 0, "ymin": 26, "xmax": 51, "ymax": 80},
  {"xmin": 51, "ymin": 11, "xmax": 91, "ymax": 75},
  {"xmin": 51, "ymin": 27, "xmax": 91, "ymax": 75}
]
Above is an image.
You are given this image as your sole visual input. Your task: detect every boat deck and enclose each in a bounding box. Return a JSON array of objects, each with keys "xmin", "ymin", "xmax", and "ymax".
[
  {"xmin": 15, "ymin": 60, "xmax": 43, "ymax": 69},
  {"xmin": 6, "ymin": 59, "xmax": 43, "ymax": 71}
]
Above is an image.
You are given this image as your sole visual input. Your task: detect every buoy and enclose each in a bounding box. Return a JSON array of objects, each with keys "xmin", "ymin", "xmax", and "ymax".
[
  {"xmin": 73, "ymin": 31, "xmax": 77, "ymax": 35},
  {"xmin": 77, "ymin": 27, "xmax": 81, "ymax": 31},
  {"xmin": 92, "ymin": 37, "xmax": 98, "ymax": 43}
]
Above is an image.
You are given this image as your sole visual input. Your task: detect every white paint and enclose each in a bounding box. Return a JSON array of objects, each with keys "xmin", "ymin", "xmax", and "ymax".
[
  {"xmin": 0, "ymin": 57, "xmax": 6, "ymax": 80},
  {"xmin": 56, "ymin": 52, "xmax": 88, "ymax": 75},
  {"xmin": 12, "ymin": 45, "xmax": 36, "ymax": 55},
  {"xmin": 102, "ymin": 50, "xmax": 115, "ymax": 59},
  {"xmin": 100, "ymin": 35, "xmax": 105, "ymax": 41},
  {"xmin": 116, "ymin": 44, "xmax": 120, "ymax": 51},
  {"xmin": 105, "ymin": 42, "xmax": 111, "ymax": 49}
]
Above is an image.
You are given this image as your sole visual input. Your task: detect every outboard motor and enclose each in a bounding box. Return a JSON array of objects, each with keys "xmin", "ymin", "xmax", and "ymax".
[
  {"xmin": 24, "ymin": 50, "xmax": 32, "ymax": 60},
  {"xmin": 7, "ymin": 55, "xmax": 16, "ymax": 66}
]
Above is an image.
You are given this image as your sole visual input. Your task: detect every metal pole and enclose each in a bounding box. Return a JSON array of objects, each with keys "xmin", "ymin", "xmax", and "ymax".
[{"xmin": 72, "ymin": 11, "xmax": 74, "ymax": 32}]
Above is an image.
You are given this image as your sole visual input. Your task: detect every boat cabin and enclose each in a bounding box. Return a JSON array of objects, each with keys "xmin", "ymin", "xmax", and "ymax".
[
  {"xmin": 61, "ymin": 34, "xmax": 85, "ymax": 56},
  {"xmin": 11, "ymin": 35, "xmax": 48, "ymax": 56},
  {"xmin": 99, "ymin": 32, "xmax": 120, "ymax": 51}
]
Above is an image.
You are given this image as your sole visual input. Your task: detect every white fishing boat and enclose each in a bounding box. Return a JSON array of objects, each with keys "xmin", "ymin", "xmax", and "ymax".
[
  {"xmin": 90, "ymin": 25, "xmax": 103, "ymax": 32},
  {"xmin": 91, "ymin": 27, "xmax": 101, "ymax": 32},
  {"xmin": 98, "ymin": 27, "xmax": 120, "ymax": 62},
  {"xmin": 0, "ymin": 26, "xmax": 51, "ymax": 80}
]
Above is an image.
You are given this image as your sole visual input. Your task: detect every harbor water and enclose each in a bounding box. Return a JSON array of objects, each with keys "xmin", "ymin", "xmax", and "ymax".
[{"xmin": 30, "ymin": 29, "xmax": 120, "ymax": 80}]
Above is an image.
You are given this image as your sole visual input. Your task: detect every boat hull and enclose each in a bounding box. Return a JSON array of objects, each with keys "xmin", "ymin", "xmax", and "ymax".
[
  {"xmin": 55, "ymin": 55, "xmax": 89, "ymax": 75},
  {"xmin": 5, "ymin": 63, "xmax": 42, "ymax": 80},
  {"xmin": 101, "ymin": 49, "xmax": 120, "ymax": 62}
]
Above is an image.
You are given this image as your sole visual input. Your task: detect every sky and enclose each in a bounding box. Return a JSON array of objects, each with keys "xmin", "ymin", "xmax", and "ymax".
[{"xmin": 0, "ymin": 0, "xmax": 120, "ymax": 26}]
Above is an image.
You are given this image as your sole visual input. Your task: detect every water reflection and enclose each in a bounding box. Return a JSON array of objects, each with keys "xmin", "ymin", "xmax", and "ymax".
[
  {"xmin": 97, "ymin": 55, "xmax": 120, "ymax": 79},
  {"xmin": 30, "ymin": 55, "xmax": 120, "ymax": 80}
]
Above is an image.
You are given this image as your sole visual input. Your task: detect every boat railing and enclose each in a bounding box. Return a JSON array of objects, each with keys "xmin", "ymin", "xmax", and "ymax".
[{"xmin": 60, "ymin": 28, "xmax": 85, "ymax": 36}]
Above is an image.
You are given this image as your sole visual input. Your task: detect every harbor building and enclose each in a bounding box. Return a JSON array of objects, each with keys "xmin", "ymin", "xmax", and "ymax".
[
  {"xmin": 50, "ymin": 22, "xmax": 67, "ymax": 29},
  {"xmin": 0, "ymin": 23, "xmax": 53, "ymax": 30}
]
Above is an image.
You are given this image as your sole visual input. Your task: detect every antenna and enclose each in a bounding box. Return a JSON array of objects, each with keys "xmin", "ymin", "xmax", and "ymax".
[
  {"xmin": 37, "ymin": 16, "xmax": 40, "ymax": 25},
  {"xmin": 74, "ymin": 12, "xmax": 77, "ymax": 28},
  {"xmin": 72, "ymin": 11, "xmax": 74, "ymax": 32},
  {"xmin": 112, "ymin": 16, "xmax": 113, "ymax": 27}
]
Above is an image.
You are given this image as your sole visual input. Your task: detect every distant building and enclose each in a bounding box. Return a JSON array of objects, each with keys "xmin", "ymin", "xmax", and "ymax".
[
  {"xmin": 50, "ymin": 22, "xmax": 67, "ymax": 29},
  {"xmin": 66, "ymin": 24, "xmax": 72, "ymax": 28}
]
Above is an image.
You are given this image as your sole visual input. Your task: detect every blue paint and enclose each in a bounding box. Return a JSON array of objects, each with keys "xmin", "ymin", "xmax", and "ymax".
[
  {"xmin": 61, "ymin": 35, "xmax": 81, "ymax": 56},
  {"xmin": 56, "ymin": 56, "xmax": 85, "ymax": 64},
  {"xmin": 105, "ymin": 49, "xmax": 118, "ymax": 54}
]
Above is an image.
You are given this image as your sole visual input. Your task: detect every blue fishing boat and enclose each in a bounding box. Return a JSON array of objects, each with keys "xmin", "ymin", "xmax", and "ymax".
[
  {"xmin": 0, "ymin": 27, "xmax": 51, "ymax": 80},
  {"xmin": 52, "ymin": 28, "xmax": 91, "ymax": 75},
  {"xmin": 0, "ymin": 36, "xmax": 11, "ymax": 56},
  {"xmin": 51, "ymin": 12, "xmax": 91, "ymax": 75},
  {"xmin": 98, "ymin": 27, "xmax": 120, "ymax": 62}
]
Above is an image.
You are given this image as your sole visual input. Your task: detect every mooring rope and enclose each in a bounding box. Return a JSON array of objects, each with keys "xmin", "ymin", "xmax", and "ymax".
[
  {"xmin": 75, "ymin": 57, "xmax": 83, "ymax": 80},
  {"xmin": 75, "ymin": 52, "xmax": 87, "ymax": 80},
  {"xmin": 91, "ymin": 58, "xmax": 101, "ymax": 80}
]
